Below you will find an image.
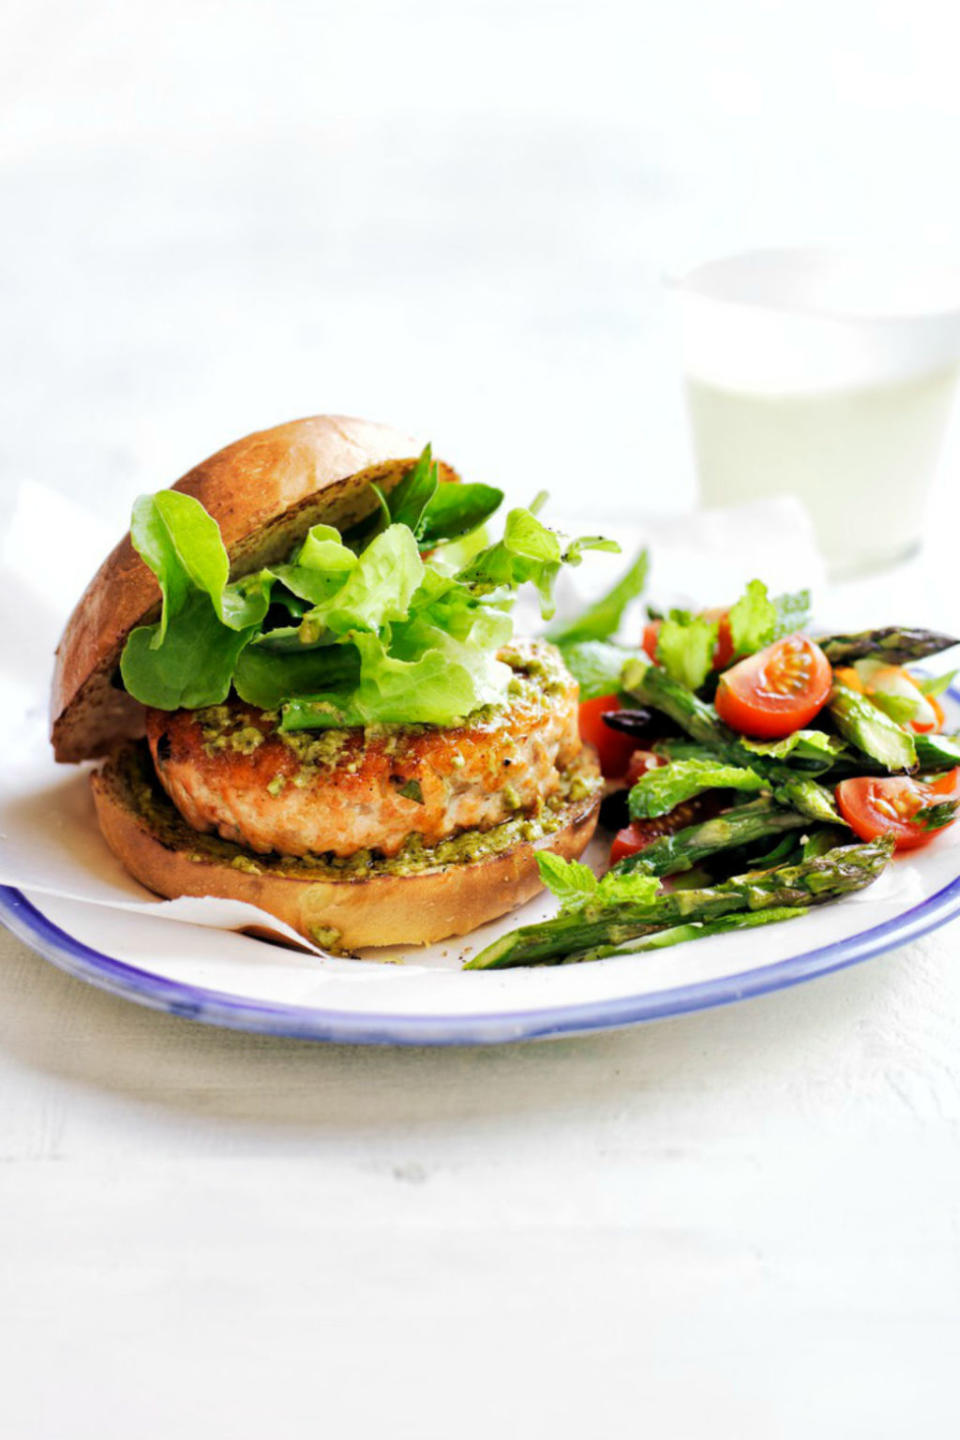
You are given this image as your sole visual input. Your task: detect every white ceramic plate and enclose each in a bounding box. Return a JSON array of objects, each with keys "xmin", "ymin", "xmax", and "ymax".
[{"xmin": 4, "ymin": 689, "xmax": 960, "ymax": 1044}]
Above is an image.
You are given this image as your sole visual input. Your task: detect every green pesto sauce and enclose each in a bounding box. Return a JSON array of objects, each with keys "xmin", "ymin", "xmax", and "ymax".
[{"xmin": 115, "ymin": 742, "xmax": 600, "ymax": 882}]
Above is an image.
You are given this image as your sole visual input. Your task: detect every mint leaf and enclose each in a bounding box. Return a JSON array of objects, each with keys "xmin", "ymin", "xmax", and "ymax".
[
  {"xmin": 547, "ymin": 548, "xmax": 649, "ymax": 645},
  {"xmin": 917, "ymin": 670, "xmax": 958, "ymax": 700},
  {"xmin": 536, "ymin": 852, "xmax": 599, "ymax": 910},
  {"xmin": 728, "ymin": 579, "xmax": 778, "ymax": 658},
  {"xmin": 628, "ymin": 758, "xmax": 764, "ymax": 820},
  {"xmin": 558, "ymin": 641, "xmax": 633, "ymax": 701},
  {"xmin": 915, "ymin": 800, "xmax": 959, "ymax": 831}
]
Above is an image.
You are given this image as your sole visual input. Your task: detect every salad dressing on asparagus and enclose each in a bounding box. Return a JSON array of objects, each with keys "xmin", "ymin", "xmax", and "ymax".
[{"xmin": 468, "ymin": 562, "xmax": 960, "ymax": 969}]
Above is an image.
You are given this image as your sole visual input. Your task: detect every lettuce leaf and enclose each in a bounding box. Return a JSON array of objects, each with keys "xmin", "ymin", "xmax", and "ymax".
[
  {"xmin": 233, "ymin": 640, "xmax": 361, "ymax": 711},
  {"xmin": 121, "ymin": 592, "xmax": 258, "ymax": 709},
  {"xmin": 458, "ymin": 507, "xmax": 618, "ymax": 619},
  {"xmin": 119, "ymin": 470, "xmax": 608, "ymax": 727},
  {"xmin": 122, "ymin": 491, "xmax": 274, "ymax": 708},
  {"xmin": 628, "ymin": 758, "xmax": 765, "ymax": 820},
  {"xmin": 299, "ymin": 525, "xmax": 423, "ymax": 637},
  {"xmin": 280, "ymin": 632, "xmax": 492, "ymax": 730},
  {"xmin": 655, "ymin": 612, "xmax": 719, "ymax": 690},
  {"xmin": 737, "ymin": 729, "xmax": 846, "ymax": 766},
  {"xmin": 728, "ymin": 580, "xmax": 811, "ymax": 659}
]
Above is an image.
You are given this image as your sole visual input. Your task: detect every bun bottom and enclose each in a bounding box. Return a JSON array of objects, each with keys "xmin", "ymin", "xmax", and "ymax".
[{"xmin": 91, "ymin": 743, "xmax": 600, "ymax": 952}]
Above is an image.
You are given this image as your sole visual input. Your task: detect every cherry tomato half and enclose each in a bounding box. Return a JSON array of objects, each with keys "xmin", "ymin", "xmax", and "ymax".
[
  {"xmin": 577, "ymin": 695, "xmax": 637, "ymax": 779},
  {"xmin": 624, "ymin": 749, "xmax": 668, "ymax": 788},
  {"xmin": 610, "ymin": 821, "xmax": 652, "ymax": 864},
  {"xmin": 836, "ymin": 770, "xmax": 960, "ymax": 852},
  {"xmin": 715, "ymin": 633, "xmax": 832, "ymax": 739}
]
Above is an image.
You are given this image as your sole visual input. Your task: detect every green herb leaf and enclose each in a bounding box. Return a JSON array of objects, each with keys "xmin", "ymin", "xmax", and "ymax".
[
  {"xmin": 628, "ymin": 758, "xmax": 765, "ymax": 820},
  {"xmin": 385, "ymin": 446, "xmax": 440, "ymax": 538},
  {"xmin": 726, "ymin": 580, "xmax": 811, "ymax": 660},
  {"xmin": 558, "ymin": 640, "xmax": 634, "ymax": 701},
  {"xmin": 536, "ymin": 851, "xmax": 661, "ymax": 914},
  {"xmin": 916, "ymin": 670, "xmax": 958, "ymax": 700},
  {"xmin": 771, "ymin": 588, "xmax": 812, "ymax": 639},
  {"xmin": 915, "ymin": 800, "xmax": 959, "ymax": 831},
  {"xmin": 233, "ymin": 640, "xmax": 361, "ymax": 710},
  {"xmin": 728, "ymin": 579, "xmax": 778, "ymax": 658},
  {"xmin": 536, "ymin": 853, "xmax": 599, "ymax": 910},
  {"xmin": 656, "ymin": 613, "xmax": 719, "ymax": 691},
  {"xmin": 418, "ymin": 483, "xmax": 504, "ymax": 548},
  {"xmin": 547, "ymin": 548, "xmax": 649, "ymax": 646},
  {"xmin": 458, "ymin": 508, "xmax": 618, "ymax": 619},
  {"xmin": 396, "ymin": 778, "xmax": 425, "ymax": 805}
]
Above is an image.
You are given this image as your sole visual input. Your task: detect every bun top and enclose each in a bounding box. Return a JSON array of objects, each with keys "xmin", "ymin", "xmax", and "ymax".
[{"xmin": 51, "ymin": 414, "xmax": 459, "ymax": 762}]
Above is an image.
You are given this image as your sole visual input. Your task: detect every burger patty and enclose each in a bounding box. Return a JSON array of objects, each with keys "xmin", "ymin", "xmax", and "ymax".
[{"xmin": 145, "ymin": 640, "xmax": 583, "ymax": 859}]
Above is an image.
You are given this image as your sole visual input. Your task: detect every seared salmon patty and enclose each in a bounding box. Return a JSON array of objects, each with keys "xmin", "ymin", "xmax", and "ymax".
[{"xmin": 145, "ymin": 640, "xmax": 583, "ymax": 858}]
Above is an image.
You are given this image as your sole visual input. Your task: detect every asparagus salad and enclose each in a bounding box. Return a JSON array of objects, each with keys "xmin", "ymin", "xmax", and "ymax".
[{"xmin": 467, "ymin": 559, "xmax": 960, "ymax": 969}]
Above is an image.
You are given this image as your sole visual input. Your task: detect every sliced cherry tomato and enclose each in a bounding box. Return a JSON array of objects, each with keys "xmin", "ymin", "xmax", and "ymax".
[
  {"xmin": 643, "ymin": 610, "xmax": 733, "ymax": 670},
  {"xmin": 610, "ymin": 821, "xmax": 651, "ymax": 864},
  {"xmin": 715, "ymin": 633, "xmax": 832, "ymax": 739},
  {"xmin": 578, "ymin": 695, "xmax": 637, "ymax": 779},
  {"xmin": 609, "ymin": 793, "xmax": 727, "ymax": 864},
  {"xmin": 926, "ymin": 766, "xmax": 960, "ymax": 800},
  {"xmin": 624, "ymin": 749, "xmax": 668, "ymax": 788},
  {"xmin": 836, "ymin": 771, "xmax": 960, "ymax": 851},
  {"xmin": 642, "ymin": 620, "xmax": 661, "ymax": 659},
  {"xmin": 702, "ymin": 607, "xmax": 735, "ymax": 669}
]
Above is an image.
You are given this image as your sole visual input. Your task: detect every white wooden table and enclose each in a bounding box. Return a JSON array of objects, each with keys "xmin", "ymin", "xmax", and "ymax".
[{"xmin": 4, "ymin": 4, "xmax": 960, "ymax": 1435}]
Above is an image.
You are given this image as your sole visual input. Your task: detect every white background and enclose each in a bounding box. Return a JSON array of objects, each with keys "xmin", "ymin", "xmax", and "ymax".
[{"xmin": 3, "ymin": 3, "xmax": 960, "ymax": 1436}]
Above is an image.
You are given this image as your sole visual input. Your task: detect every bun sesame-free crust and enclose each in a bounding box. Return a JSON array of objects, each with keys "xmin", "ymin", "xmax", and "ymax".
[{"xmin": 51, "ymin": 415, "xmax": 457, "ymax": 762}]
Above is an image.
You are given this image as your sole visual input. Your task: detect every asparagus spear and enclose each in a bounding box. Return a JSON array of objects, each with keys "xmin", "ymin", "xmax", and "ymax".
[
  {"xmin": 562, "ymin": 906, "xmax": 806, "ymax": 963},
  {"xmin": 915, "ymin": 732, "xmax": 960, "ymax": 770},
  {"xmin": 773, "ymin": 778, "xmax": 844, "ymax": 825},
  {"xmin": 829, "ymin": 684, "xmax": 917, "ymax": 770},
  {"xmin": 621, "ymin": 658, "xmax": 729, "ymax": 747},
  {"xmin": 623, "ymin": 660, "xmax": 838, "ymax": 781},
  {"xmin": 615, "ymin": 797, "xmax": 810, "ymax": 877},
  {"xmin": 466, "ymin": 837, "xmax": 893, "ymax": 969},
  {"xmin": 827, "ymin": 730, "xmax": 960, "ymax": 778},
  {"xmin": 816, "ymin": 627, "xmax": 959, "ymax": 665}
]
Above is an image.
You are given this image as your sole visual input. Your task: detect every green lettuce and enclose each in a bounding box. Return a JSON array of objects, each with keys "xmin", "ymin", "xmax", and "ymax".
[
  {"xmin": 458, "ymin": 507, "xmax": 618, "ymax": 619},
  {"xmin": 728, "ymin": 580, "xmax": 811, "ymax": 659},
  {"xmin": 656, "ymin": 612, "xmax": 719, "ymax": 691},
  {"xmin": 628, "ymin": 758, "xmax": 765, "ymax": 820},
  {"xmin": 119, "ymin": 461, "xmax": 613, "ymax": 728},
  {"xmin": 120, "ymin": 491, "xmax": 273, "ymax": 709}
]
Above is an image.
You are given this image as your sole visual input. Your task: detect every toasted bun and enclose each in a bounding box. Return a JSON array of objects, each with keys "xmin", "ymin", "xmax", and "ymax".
[
  {"xmin": 51, "ymin": 415, "xmax": 458, "ymax": 762},
  {"xmin": 91, "ymin": 745, "xmax": 601, "ymax": 951}
]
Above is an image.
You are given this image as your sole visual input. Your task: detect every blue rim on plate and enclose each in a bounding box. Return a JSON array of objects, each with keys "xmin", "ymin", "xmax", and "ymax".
[{"xmin": 3, "ymin": 872, "xmax": 960, "ymax": 1045}]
